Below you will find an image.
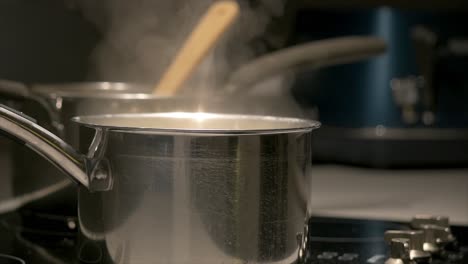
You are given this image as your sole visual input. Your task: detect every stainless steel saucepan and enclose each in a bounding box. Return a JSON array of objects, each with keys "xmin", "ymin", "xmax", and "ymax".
[
  {"xmin": 0, "ymin": 36, "xmax": 386, "ymax": 217},
  {"xmin": 0, "ymin": 83, "xmax": 307, "ymax": 218},
  {"xmin": 0, "ymin": 105, "xmax": 319, "ymax": 263}
]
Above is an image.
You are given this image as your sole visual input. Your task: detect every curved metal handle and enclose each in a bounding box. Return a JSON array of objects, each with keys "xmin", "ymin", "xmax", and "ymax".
[
  {"xmin": 0, "ymin": 104, "xmax": 90, "ymax": 188},
  {"xmin": 0, "ymin": 79, "xmax": 64, "ymax": 136},
  {"xmin": 0, "ymin": 79, "xmax": 31, "ymax": 98},
  {"xmin": 225, "ymin": 36, "xmax": 387, "ymax": 94}
]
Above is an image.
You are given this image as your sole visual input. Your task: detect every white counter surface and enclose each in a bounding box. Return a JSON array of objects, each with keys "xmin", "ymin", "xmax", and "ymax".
[{"xmin": 309, "ymin": 165, "xmax": 468, "ymax": 225}]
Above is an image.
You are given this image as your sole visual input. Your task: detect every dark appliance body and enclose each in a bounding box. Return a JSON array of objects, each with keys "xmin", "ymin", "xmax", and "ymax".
[{"xmin": 292, "ymin": 8, "xmax": 468, "ymax": 167}]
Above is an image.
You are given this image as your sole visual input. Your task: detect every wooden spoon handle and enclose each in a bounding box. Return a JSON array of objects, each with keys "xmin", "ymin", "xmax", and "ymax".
[{"xmin": 153, "ymin": 0, "xmax": 239, "ymax": 96}]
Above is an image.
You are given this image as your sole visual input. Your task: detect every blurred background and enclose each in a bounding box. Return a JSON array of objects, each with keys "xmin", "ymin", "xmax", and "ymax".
[
  {"xmin": 0, "ymin": 1, "xmax": 468, "ymax": 263},
  {"xmin": 0, "ymin": 0, "xmax": 468, "ymax": 229}
]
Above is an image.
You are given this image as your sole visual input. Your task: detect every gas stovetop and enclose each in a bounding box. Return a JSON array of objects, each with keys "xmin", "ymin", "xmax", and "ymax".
[
  {"xmin": 303, "ymin": 217, "xmax": 468, "ymax": 263},
  {"xmin": 0, "ymin": 211, "xmax": 467, "ymax": 263}
]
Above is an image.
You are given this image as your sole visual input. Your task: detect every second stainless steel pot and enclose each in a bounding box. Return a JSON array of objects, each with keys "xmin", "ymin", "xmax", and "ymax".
[
  {"xmin": 0, "ymin": 106, "xmax": 318, "ymax": 263},
  {"xmin": 2, "ymin": 82, "xmax": 153, "ymax": 217}
]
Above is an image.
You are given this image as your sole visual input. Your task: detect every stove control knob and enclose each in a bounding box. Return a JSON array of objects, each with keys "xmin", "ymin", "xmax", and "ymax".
[
  {"xmin": 411, "ymin": 215, "xmax": 458, "ymax": 254},
  {"xmin": 411, "ymin": 215, "xmax": 450, "ymax": 229},
  {"xmin": 418, "ymin": 224, "xmax": 456, "ymax": 254},
  {"xmin": 384, "ymin": 230, "xmax": 431, "ymax": 263},
  {"xmin": 385, "ymin": 238, "xmax": 411, "ymax": 264}
]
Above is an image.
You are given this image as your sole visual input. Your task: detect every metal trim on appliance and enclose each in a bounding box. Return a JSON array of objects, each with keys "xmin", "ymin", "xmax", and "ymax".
[{"xmin": 315, "ymin": 126, "xmax": 468, "ymax": 141}]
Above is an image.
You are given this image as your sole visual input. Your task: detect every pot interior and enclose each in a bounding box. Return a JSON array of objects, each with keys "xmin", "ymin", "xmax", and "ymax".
[{"xmin": 72, "ymin": 112, "xmax": 319, "ymax": 133}]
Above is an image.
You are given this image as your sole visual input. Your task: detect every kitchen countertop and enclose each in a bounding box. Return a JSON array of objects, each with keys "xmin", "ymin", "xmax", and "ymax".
[{"xmin": 309, "ymin": 164, "xmax": 468, "ymax": 225}]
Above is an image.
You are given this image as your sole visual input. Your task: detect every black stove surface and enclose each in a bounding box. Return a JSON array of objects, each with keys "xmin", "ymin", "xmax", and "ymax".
[
  {"xmin": 0, "ymin": 211, "xmax": 77, "ymax": 263},
  {"xmin": 1, "ymin": 211, "xmax": 467, "ymax": 263},
  {"xmin": 303, "ymin": 217, "xmax": 468, "ymax": 263}
]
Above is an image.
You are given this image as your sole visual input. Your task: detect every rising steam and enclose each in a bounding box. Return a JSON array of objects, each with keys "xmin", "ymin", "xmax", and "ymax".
[{"xmin": 75, "ymin": 0, "xmax": 288, "ymax": 94}]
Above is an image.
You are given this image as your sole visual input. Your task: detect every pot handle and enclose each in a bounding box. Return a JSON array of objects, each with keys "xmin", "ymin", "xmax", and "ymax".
[
  {"xmin": 0, "ymin": 79, "xmax": 32, "ymax": 98},
  {"xmin": 224, "ymin": 36, "xmax": 387, "ymax": 93},
  {"xmin": 0, "ymin": 79, "xmax": 65, "ymax": 136},
  {"xmin": 0, "ymin": 104, "xmax": 90, "ymax": 188}
]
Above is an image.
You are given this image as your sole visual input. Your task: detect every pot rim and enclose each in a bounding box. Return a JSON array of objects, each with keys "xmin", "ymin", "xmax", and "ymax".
[
  {"xmin": 32, "ymin": 82, "xmax": 158, "ymax": 99},
  {"xmin": 72, "ymin": 112, "xmax": 320, "ymax": 135}
]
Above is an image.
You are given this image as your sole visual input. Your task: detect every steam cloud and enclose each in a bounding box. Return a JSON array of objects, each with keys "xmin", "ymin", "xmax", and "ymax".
[{"xmin": 75, "ymin": 0, "xmax": 288, "ymax": 94}]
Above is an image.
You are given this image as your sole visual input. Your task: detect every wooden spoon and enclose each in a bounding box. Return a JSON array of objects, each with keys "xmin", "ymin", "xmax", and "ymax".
[{"xmin": 153, "ymin": 0, "xmax": 239, "ymax": 96}]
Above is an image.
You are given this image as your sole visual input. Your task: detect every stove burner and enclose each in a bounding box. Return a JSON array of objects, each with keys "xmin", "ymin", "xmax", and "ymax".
[{"xmin": 0, "ymin": 254, "xmax": 25, "ymax": 264}]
